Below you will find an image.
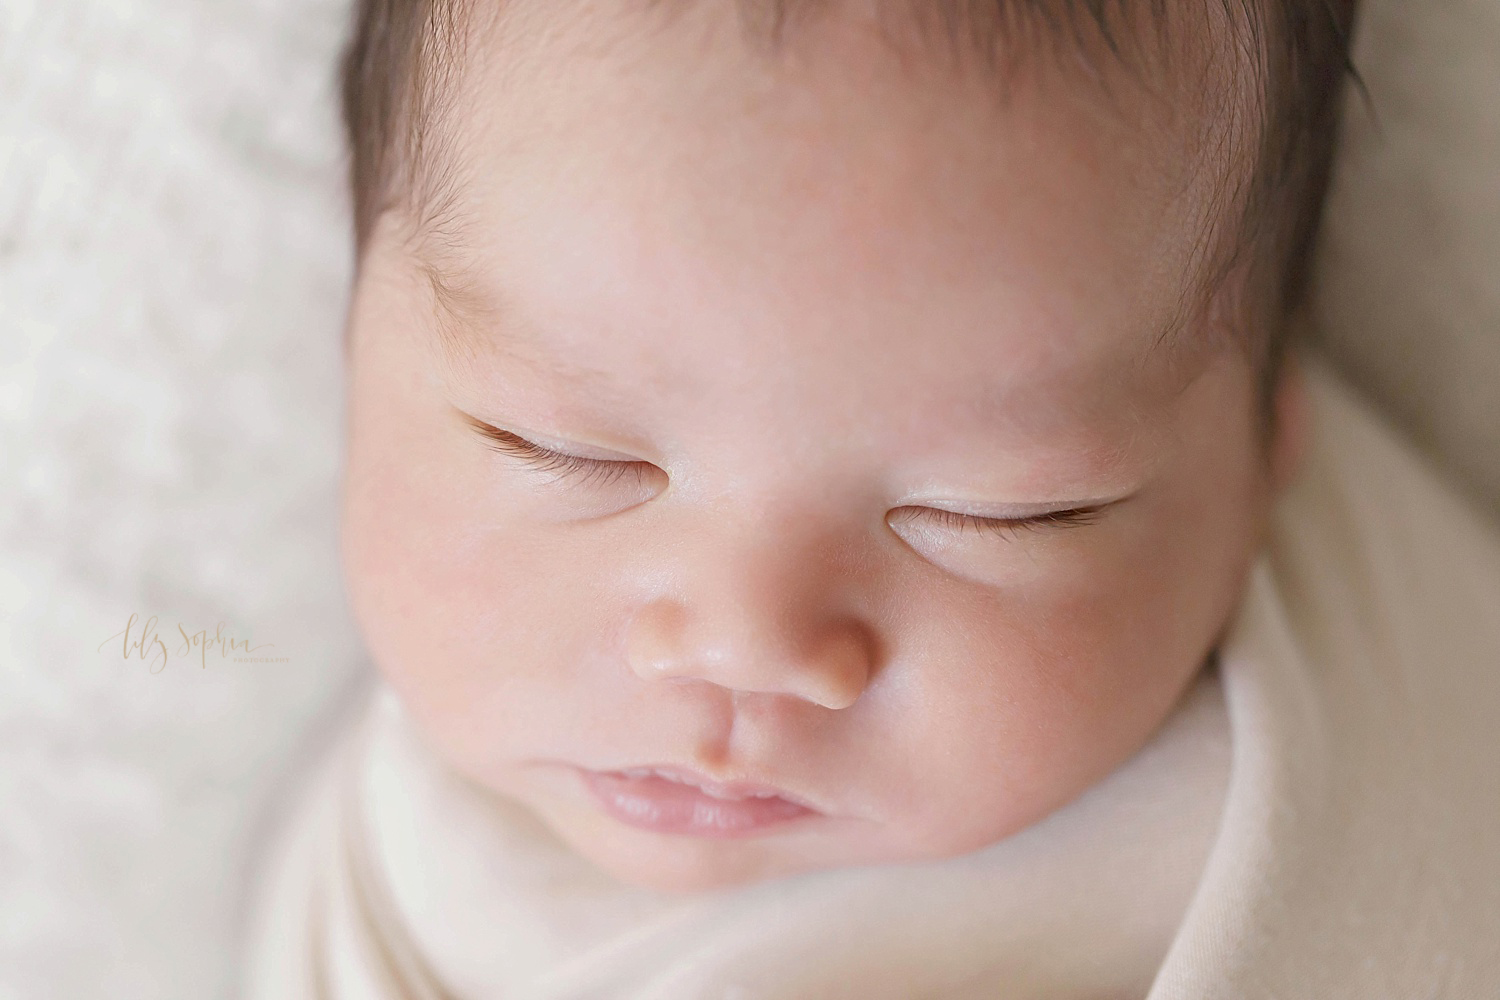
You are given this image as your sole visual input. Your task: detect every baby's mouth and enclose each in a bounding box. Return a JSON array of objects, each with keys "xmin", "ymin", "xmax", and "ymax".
[
  {"xmin": 615, "ymin": 764, "xmax": 813, "ymax": 803},
  {"xmin": 578, "ymin": 765, "xmax": 821, "ymax": 838}
]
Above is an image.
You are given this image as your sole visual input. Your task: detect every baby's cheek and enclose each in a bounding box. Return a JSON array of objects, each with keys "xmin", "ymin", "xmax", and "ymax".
[
  {"xmin": 346, "ymin": 457, "xmax": 648, "ymax": 782},
  {"xmin": 343, "ymin": 442, "xmax": 530, "ymax": 723},
  {"xmin": 902, "ymin": 541, "xmax": 1216, "ymax": 847}
]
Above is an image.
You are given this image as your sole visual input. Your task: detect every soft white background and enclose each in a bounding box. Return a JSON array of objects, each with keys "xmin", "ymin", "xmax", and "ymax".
[
  {"xmin": 1, "ymin": 2, "xmax": 366, "ymax": 999},
  {"xmin": 1, "ymin": 1, "xmax": 1496, "ymax": 999}
]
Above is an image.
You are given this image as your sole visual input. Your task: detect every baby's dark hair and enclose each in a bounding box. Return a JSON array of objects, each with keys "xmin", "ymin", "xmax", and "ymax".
[{"xmin": 339, "ymin": 1, "xmax": 1358, "ymax": 415}]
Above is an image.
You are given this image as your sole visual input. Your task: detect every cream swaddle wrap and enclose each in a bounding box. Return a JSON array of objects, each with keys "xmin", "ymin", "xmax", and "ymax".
[
  {"xmin": 253, "ymin": 656, "xmax": 1229, "ymax": 999},
  {"xmin": 241, "ymin": 356, "xmax": 1500, "ymax": 998}
]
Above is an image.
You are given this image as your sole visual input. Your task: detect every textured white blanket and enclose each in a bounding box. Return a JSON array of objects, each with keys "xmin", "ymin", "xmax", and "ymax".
[{"xmin": 1, "ymin": 3, "xmax": 364, "ymax": 999}]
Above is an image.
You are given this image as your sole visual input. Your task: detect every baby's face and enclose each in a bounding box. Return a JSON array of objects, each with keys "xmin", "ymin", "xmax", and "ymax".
[{"xmin": 341, "ymin": 5, "xmax": 1292, "ymax": 893}]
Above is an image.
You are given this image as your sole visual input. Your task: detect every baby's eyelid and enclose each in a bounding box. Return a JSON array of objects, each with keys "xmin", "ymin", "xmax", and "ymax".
[
  {"xmin": 463, "ymin": 414, "xmax": 645, "ymax": 465},
  {"xmin": 465, "ymin": 418, "xmax": 660, "ymax": 495},
  {"xmin": 889, "ymin": 503, "xmax": 1114, "ymax": 539}
]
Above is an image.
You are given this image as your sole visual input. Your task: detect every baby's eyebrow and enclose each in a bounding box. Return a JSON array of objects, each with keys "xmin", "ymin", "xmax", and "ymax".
[
  {"xmin": 416, "ymin": 249, "xmax": 496, "ymax": 374},
  {"xmin": 406, "ymin": 230, "xmax": 629, "ymax": 397},
  {"xmin": 396, "ymin": 210, "xmax": 495, "ymax": 362}
]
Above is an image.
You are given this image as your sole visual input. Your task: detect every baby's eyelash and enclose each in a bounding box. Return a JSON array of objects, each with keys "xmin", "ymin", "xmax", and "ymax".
[
  {"xmin": 467, "ymin": 419, "xmax": 650, "ymax": 489},
  {"xmin": 468, "ymin": 415, "xmax": 1107, "ymax": 535},
  {"xmin": 897, "ymin": 505, "xmax": 1106, "ymax": 539}
]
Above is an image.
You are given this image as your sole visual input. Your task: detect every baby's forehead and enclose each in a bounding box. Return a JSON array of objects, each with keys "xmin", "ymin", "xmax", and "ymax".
[
  {"xmin": 423, "ymin": 1, "xmax": 1259, "ymax": 254},
  {"xmin": 428, "ymin": 15, "xmax": 1238, "ymax": 286}
]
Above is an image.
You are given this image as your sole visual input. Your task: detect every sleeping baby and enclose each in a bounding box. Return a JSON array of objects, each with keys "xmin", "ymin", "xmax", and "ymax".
[{"xmin": 239, "ymin": 1, "xmax": 1500, "ymax": 997}]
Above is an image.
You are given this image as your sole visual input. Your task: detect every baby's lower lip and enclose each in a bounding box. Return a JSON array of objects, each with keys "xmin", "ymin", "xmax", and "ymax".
[{"xmin": 579, "ymin": 768, "xmax": 817, "ymax": 838}]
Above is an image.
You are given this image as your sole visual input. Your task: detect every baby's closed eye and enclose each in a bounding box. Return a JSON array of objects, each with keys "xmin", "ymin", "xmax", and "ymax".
[
  {"xmin": 461, "ymin": 410, "xmax": 1117, "ymax": 545},
  {"xmin": 888, "ymin": 504, "xmax": 1108, "ymax": 541},
  {"xmin": 463, "ymin": 414, "xmax": 658, "ymax": 491}
]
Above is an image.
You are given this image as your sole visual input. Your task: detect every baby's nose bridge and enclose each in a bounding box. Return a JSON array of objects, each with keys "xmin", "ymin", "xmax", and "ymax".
[{"xmin": 623, "ymin": 507, "xmax": 877, "ymax": 710}]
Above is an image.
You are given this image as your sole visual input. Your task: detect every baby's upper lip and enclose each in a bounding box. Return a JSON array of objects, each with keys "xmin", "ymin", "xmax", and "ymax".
[{"xmin": 596, "ymin": 762, "xmax": 824, "ymax": 812}]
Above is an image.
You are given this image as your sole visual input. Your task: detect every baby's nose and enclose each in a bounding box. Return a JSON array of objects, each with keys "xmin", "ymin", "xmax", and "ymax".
[
  {"xmin": 626, "ymin": 601, "xmax": 871, "ymax": 709},
  {"xmin": 622, "ymin": 530, "xmax": 874, "ymax": 710}
]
